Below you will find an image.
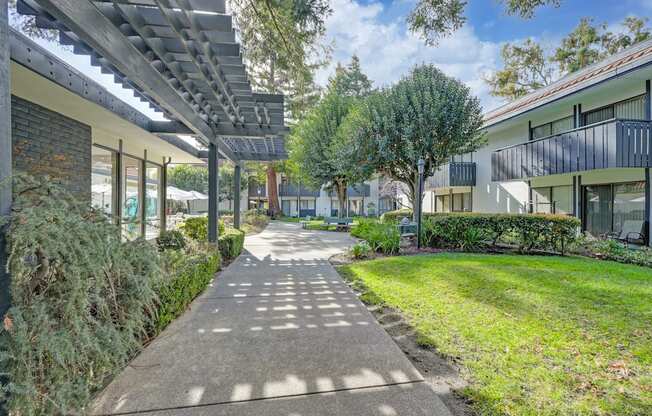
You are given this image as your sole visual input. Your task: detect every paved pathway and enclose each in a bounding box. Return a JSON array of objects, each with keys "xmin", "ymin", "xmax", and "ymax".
[{"xmin": 92, "ymin": 222, "xmax": 451, "ymax": 415}]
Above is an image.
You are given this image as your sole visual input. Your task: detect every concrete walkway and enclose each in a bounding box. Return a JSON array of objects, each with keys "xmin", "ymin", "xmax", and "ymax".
[{"xmin": 92, "ymin": 222, "xmax": 451, "ymax": 415}]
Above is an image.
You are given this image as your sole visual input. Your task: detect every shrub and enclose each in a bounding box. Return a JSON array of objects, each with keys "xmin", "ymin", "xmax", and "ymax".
[
  {"xmin": 219, "ymin": 228, "xmax": 245, "ymax": 261},
  {"xmin": 589, "ymin": 239, "xmax": 652, "ymax": 267},
  {"xmin": 243, "ymin": 210, "xmax": 269, "ymax": 229},
  {"xmin": 0, "ymin": 176, "xmax": 161, "ymax": 415},
  {"xmin": 180, "ymin": 217, "xmax": 225, "ymax": 241},
  {"xmin": 154, "ymin": 248, "xmax": 220, "ymax": 332},
  {"xmin": 421, "ymin": 213, "xmax": 580, "ymax": 254},
  {"xmin": 156, "ymin": 230, "xmax": 187, "ymax": 251},
  {"xmin": 351, "ymin": 217, "xmax": 378, "ymax": 239},
  {"xmin": 380, "ymin": 209, "xmax": 412, "ymax": 223},
  {"xmin": 354, "ymin": 220, "xmax": 400, "ymax": 255},
  {"xmin": 351, "ymin": 241, "xmax": 372, "ymax": 259}
]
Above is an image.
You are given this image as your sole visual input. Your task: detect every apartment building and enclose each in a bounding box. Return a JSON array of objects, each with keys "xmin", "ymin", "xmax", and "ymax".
[{"xmin": 423, "ymin": 38, "xmax": 652, "ymax": 244}]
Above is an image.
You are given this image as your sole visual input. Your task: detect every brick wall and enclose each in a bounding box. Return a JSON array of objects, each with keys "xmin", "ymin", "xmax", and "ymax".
[{"xmin": 11, "ymin": 95, "xmax": 91, "ymax": 199}]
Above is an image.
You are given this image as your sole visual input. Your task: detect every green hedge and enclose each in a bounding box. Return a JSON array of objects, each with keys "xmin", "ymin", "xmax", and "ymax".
[
  {"xmin": 422, "ymin": 213, "xmax": 580, "ymax": 254},
  {"xmin": 219, "ymin": 228, "xmax": 245, "ymax": 261},
  {"xmin": 380, "ymin": 209, "xmax": 413, "ymax": 223},
  {"xmin": 154, "ymin": 249, "xmax": 221, "ymax": 332},
  {"xmin": 351, "ymin": 218, "xmax": 400, "ymax": 254},
  {"xmin": 180, "ymin": 216, "xmax": 225, "ymax": 241}
]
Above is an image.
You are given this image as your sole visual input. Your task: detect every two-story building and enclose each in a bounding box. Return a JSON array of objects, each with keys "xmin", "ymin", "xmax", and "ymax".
[{"xmin": 424, "ymin": 38, "xmax": 652, "ymax": 245}]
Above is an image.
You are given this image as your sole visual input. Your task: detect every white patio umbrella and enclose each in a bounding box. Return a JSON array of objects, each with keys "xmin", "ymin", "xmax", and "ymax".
[{"xmin": 166, "ymin": 186, "xmax": 197, "ymax": 201}]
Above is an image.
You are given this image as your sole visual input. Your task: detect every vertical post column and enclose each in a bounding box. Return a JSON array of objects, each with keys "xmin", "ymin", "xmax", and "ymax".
[
  {"xmin": 160, "ymin": 157, "xmax": 168, "ymax": 234},
  {"xmin": 645, "ymin": 80, "xmax": 651, "ymax": 120},
  {"xmin": 0, "ymin": 0, "xmax": 11, "ymax": 316},
  {"xmin": 140, "ymin": 150, "xmax": 147, "ymax": 238},
  {"xmin": 233, "ymin": 162, "xmax": 241, "ymax": 229},
  {"xmin": 208, "ymin": 142, "xmax": 219, "ymax": 243},
  {"xmin": 645, "ymin": 168, "xmax": 651, "ymax": 247}
]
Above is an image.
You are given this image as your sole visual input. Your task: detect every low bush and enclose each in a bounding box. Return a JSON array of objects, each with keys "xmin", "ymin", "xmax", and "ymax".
[
  {"xmin": 588, "ymin": 239, "xmax": 652, "ymax": 267},
  {"xmin": 154, "ymin": 247, "xmax": 221, "ymax": 332},
  {"xmin": 422, "ymin": 213, "xmax": 580, "ymax": 254},
  {"xmin": 0, "ymin": 176, "xmax": 161, "ymax": 415},
  {"xmin": 180, "ymin": 217, "xmax": 225, "ymax": 241},
  {"xmin": 350, "ymin": 217, "xmax": 378, "ymax": 239},
  {"xmin": 380, "ymin": 209, "xmax": 412, "ymax": 223},
  {"xmin": 350, "ymin": 241, "xmax": 372, "ymax": 259},
  {"xmin": 219, "ymin": 228, "xmax": 245, "ymax": 261},
  {"xmin": 243, "ymin": 210, "xmax": 269, "ymax": 228},
  {"xmin": 353, "ymin": 220, "xmax": 400, "ymax": 255},
  {"xmin": 156, "ymin": 230, "xmax": 187, "ymax": 251}
]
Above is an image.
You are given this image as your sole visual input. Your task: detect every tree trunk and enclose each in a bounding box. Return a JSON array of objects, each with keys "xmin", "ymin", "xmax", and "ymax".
[
  {"xmin": 267, "ymin": 165, "xmax": 280, "ymax": 218},
  {"xmin": 406, "ymin": 175, "xmax": 419, "ymax": 222},
  {"xmin": 336, "ymin": 181, "xmax": 347, "ymax": 218}
]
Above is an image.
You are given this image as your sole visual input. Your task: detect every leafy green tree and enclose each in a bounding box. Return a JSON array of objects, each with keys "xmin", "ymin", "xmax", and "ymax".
[
  {"xmin": 351, "ymin": 65, "xmax": 485, "ymax": 219},
  {"xmin": 290, "ymin": 92, "xmax": 371, "ymax": 217},
  {"xmin": 485, "ymin": 39, "xmax": 554, "ymax": 100},
  {"xmin": 488, "ymin": 16, "xmax": 651, "ymax": 99},
  {"xmin": 329, "ymin": 56, "xmax": 373, "ymax": 97},
  {"xmin": 167, "ymin": 165, "xmax": 208, "ymax": 194},
  {"xmin": 552, "ymin": 18, "xmax": 603, "ymax": 73},
  {"xmin": 408, "ymin": 0, "xmax": 561, "ymax": 45}
]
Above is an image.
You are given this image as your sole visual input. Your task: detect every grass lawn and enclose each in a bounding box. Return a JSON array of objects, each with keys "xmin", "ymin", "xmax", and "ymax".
[{"xmin": 338, "ymin": 253, "xmax": 652, "ymax": 416}]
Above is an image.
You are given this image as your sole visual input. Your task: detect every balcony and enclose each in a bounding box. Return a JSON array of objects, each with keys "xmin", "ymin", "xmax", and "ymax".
[
  {"xmin": 329, "ymin": 184, "xmax": 371, "ymax": 198},
  {"xmin": 492, "ymin": 119, "xmax": 652, "ymax": 181},
  {"xmin": 426, "ymin": 162, "xmax": 476, "ymax": 189},
  {"xmin": 248, "ymin": 184, "xmax": 266, "ymax": 198},
  {"xmin": 278, "ymin": 184, "xmax": 320, "ymax": 197}
]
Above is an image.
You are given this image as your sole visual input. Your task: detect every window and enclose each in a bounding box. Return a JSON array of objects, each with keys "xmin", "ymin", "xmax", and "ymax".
[
  {"xmin": 435, "ymin": 195, "xmax": 450, "ymax": 212},
  {"xmin": 613, "ymin": 182, "xmax": 645, "ymax": 234},
  {"xmin": 145, "ymin": 163, "xmax": 162, "ymax": 240},
  {"xmin": 300, "ymin": 199, "xmax": 315, "ymax": 209},
  {"xmin": 122, "ymin": 155, "xmax": 142, "ymax": 240},
  {"xmin": 91, "ymin": 146, "xmax": 116, "ymax": 217},
  {"xmin": 532, "ymin": 186, "xmax": 572, "ymax": 214},
  {"xmin": 583, "ymin": 95, "xmax": 646, "ymax": 125},
  {"xmin": 584, "ymin": 181, "xmax": 646, "ymax": 237},
  {"xmin": 531, "ymin": 116, "xmax": 574, "ymax": 140}
]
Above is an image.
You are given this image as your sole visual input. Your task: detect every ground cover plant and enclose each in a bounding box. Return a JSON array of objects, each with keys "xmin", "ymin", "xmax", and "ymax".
[
  {"xmin": 0, "ymin": 176, "xmax": 222, "ymax": 415},
  {"xmin": 339, "ymin": 253, "xmax": 652, "ymax": 415}
]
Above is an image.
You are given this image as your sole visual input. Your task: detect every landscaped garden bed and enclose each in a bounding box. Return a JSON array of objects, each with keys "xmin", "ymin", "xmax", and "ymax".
[
  {"xmin": 338, "ymin": 253, "xmax": 652, "ymax": 415},
  {"xmin": 0, "ymin": 176, "xmax": 245, "ymax": 414}
]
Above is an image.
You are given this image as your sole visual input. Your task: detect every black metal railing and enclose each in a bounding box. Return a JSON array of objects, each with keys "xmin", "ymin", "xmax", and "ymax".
[
  {"xmin": 492, "ymin": 119, "xmax": 652, "ymax": 181},
  {"xmin": 278, "ymin": 183, "xmax": 320, "ymax": 197},
  {"xmin": 426, "ymin": 162, "xmax": 476, "ymax": 189}
]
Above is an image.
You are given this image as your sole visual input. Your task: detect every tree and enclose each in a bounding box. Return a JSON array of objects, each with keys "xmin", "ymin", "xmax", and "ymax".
[
  {"xmin": 485, "ymin": 39, "xmax": 554, "ymax": 100},
  {"xmin": 290, "ymin": 92, "xmax": 371, "ymax": 218},
  {"xmin": 487, "ymin": 16, "xmax": 652, "ymax": 99},
  {"xmin": 167, "ymin": 165, "xmax": 209, "ymax": 194},
  {"xmin": 408, "ymin": 0, "xmax": 561, "ymax": 45},
  {"xmin": 329, "ymin": 56, "xmax": 373, "ymax": 97},
  {"xmin": 552, "ymin": 18, "xmax": 603, "ymax": 73},
  {"xmin": 351, "ymin": 65, "xmax": 485, "ymax": 219}
]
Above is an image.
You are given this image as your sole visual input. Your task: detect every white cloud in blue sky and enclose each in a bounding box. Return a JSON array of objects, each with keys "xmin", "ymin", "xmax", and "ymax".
[{"xmin": 317, "ymin": 0, "xmax": 505, "ymax": 111}]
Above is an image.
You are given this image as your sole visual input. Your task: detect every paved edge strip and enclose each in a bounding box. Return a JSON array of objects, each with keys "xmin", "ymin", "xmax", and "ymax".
[{"xmin": 95, "ymin": 380, "xmax": 427, "ymax": 416}]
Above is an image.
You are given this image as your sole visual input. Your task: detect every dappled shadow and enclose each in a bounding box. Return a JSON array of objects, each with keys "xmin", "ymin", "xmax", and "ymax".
[{"xmin": 90, "ymin": 222, "xmax": 442, "ymax": 416}]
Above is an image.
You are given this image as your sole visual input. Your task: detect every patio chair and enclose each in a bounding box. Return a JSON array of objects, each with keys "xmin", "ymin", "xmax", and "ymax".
[{"xmin": 607, "ymin": 220, "xmax": 647, "ymax": 247}]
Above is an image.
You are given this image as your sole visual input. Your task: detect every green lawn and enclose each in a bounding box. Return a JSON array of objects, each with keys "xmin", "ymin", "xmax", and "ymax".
[{"xmin": 339, "ymin": 254, "xmax": 652, "ymax": 416}]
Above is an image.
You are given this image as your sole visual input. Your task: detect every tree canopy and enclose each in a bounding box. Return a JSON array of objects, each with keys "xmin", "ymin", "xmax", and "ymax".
[
  {"xmin": 488, "ymin": 16, "xmax": 651, "ymax": 100},
  {"xmin": 349, "ymin": 65, "xmax": 485, "ymax": 216},
  {"xmin": 289, "ymin": 57, "xmax": 373, "ymax": 217}
]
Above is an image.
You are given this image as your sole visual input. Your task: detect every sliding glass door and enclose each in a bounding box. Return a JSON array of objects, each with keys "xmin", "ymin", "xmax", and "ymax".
[{"xmin": 584, "ymin": 181, "xmax": 646, "ymax": 238}]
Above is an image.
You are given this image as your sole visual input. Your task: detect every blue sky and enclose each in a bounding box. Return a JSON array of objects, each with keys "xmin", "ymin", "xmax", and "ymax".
[{"xmin": 11, "ymin": 0, "xmax": 652, "ymax": 117}]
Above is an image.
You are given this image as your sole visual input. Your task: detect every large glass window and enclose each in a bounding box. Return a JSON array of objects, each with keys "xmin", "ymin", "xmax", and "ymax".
[
  {"xmin": 583, "ymin": 95, "xmax": 646, "ymax": 125},
  {"xmin": 122, "ymin": 155, "xmax": 142, "ymax": 240},
  {"xmin": 436, "ymin": 195, "xmax": 450, "ymax": 212},
  {"xmin": 532, "ymin": 187, "xmax": 552, "ymax": 213},
  {"xmin": 613, "ymin": 182, "xmax": 645, "ymax": 234},
  {"xmin": 552, "ymin": 186, "xmax": 572, "ymax": 215},
  {"xmin": 91, "ymin": 146, "xmax": 116, "ymax": 217},
  {"xmin": 531, "ymin": 116, "xmax": 574, "ymax": 140},
  {"xmin": 585, "ymin": 185, "xmax": 612, "ymax": 237},
  {"xmin": 145, "ymin": 163, "xmax": 161, "ymax": 240},
  {"xmin": 533, "ymin": 186, "xmax": 572, "ymax": 214}
]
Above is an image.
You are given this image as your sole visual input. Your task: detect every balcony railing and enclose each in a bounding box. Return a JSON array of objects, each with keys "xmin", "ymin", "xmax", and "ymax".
[
  {"xmin": 278, "ymin": 184, "xmax": 320, "ymax": 197},
  {"xmin": 426, "ymin": 162, "xmax": 476, "ymax": 189},
  {"xmin": 329, "ymin": 183, "xmax": 371, "ymax": 198},
  {"xmin": 248, "ymin": 184, "xmax": 266, "ymax": 198},
  {"xmin": 492, "ymin": 119, "xmax": 652, "ymax": 181}
]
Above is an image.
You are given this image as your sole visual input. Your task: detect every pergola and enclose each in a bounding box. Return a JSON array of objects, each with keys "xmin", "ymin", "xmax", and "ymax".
[{"xmin": 1, "ymin": 0, "xmax": 289, "ymax": 243}]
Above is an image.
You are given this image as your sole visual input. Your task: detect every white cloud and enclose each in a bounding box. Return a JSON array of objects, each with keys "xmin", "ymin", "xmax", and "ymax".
[{"xmin": 317, "ymin": 0, "xmax": 506, "ymax": 112}]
